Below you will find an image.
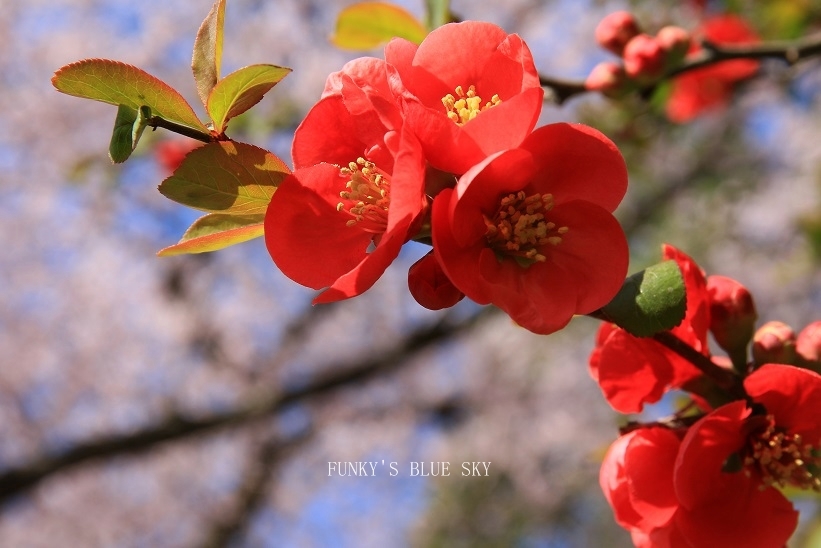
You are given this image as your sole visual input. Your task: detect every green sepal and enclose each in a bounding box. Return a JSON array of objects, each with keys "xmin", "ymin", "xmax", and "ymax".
[{"xmin": 600, "ymin": 260, "xmax": 687, "ymax": 337}]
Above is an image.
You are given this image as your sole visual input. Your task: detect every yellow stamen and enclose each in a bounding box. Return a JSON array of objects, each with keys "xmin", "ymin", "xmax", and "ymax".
[
  {"xmin": 441, "ymin": 85, "xmax": 501, "ymax": 125},
  {"xmin": 743, "ymin": 414, "xmax": 821, "ymax": 492},
  {"xmin": 484, "ymin": 191, "xmax": 568, "ymax": 267},
  {"xmin": 336, "ymin": 158, "xmax": 391, "ymax": 234}
]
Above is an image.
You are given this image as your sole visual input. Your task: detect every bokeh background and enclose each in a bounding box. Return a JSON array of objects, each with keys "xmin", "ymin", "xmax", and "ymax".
[{"xmin": 2, "ymin": 0, "xmax": 821, "ymax": 546}]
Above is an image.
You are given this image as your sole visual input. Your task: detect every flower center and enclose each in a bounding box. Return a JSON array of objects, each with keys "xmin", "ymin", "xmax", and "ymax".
[
  {"xmin": 743, "ymin": 414, "xmax": 821, "ymax": 492},
  {"xmin": 483, "ymin": 191, "xmax": 568, "ymax": 267},
  {"xmin": 336, "ymin": 158, "xmax": 390, "ymax": 234},
  {"xmin": 441, "ymin": 85, "xmax": 501, "ymax": 125}
]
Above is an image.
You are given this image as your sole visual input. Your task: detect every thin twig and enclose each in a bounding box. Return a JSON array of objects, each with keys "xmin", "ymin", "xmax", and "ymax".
[{"xmin": 541, "ymin": 31, "xmax": 821, "ymax": 104}]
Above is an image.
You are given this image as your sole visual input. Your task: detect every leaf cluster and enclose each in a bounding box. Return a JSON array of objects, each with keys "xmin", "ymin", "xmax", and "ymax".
[{"xmin": 51, "ymin": 0, "xmax": 292, "ymax": 256}]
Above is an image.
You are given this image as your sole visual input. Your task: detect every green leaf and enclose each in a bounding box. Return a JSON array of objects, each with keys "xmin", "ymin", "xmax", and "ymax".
[
  {"xmin": 192, "ymin": 0, "xmax": 227, "ymax": 108},
  {"xmin": 207, "ymin": 64, "xmax": 292, "ymax": 133},
  {"xmin": 601, "ymin": 260, "xmax": 687, "ymax": 337},
  {"xmin": 157, "ymin": 213, "xmax": 264, "ymax": 256},
  {"xmin": 331, "ymin": 1, "xmax": 428, "ymax": 50},
  {"xmin": 52, "ymin": 59, "xmax": 209, "ymax": 133},
  {"xmin": 424, "ymin": 0, "xmax": 451, "ymax": 29},
  {"xmin": 109, "ymin": 104, "xmax": 151, "ymax": 163},
  {"xmin": 158, "ymin": 141, "xmax": 289, "ymax": 214}
]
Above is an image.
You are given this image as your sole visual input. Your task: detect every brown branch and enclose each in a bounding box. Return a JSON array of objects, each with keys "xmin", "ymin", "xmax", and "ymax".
[
  {"xmin": 201, "ymin": 430, "xmax": 312, "ymax": 548},
  {"xmin": 671, "ymin": 31, "xmax": 821, "ymax": 75},
  {"xmin": 147, "ymin": 116, "xmax": 216, "ymax": 143},
  {"xmin": 652, "ymin": 331, "xmax": 746, "ymax": 400},
  {"xmin": 0, "ymin": 308, "xmax": 494, "ymax": 505},
  {"xmin": 541, "ymin": 31, "xmax": 821, "ymax": 104}
]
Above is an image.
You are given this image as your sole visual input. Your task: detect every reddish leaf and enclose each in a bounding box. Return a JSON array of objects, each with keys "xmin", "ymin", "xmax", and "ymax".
[
  {"xmin": 192, "ymin": 0, "xmax": 227, "ymax": 108},
  {"xmin": 52, "ymin": 59, "xmax": 208, "ymax": 132},
  {"xmin": 331, "ymin": 2, "xmax": 428, "ymax": 50},
  {"xmin": 157, "ymin": 213, "xmax": 264, "ymax": 256},
  {"xmin": 207, "ymin": 64, "xmax": 292, "ymax": 133},
  {"xmin": 158, "ymin": 141, "xmax": 289, "ymax": 214}
]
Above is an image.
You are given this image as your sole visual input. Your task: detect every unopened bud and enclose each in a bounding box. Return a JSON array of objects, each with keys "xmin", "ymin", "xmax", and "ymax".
[
  {"xmin": 408, "ymin": 251, "xmax": 464, "ymax": 310},
  {"xmin": 595, "ymin": 11, "xmax": 641, "ymax": 56},
  {"xmin": 585, "ymin": 61, "xmax": 632, "ymax": 98},
  {"xmin": 707, "ymin": 275, "xmax": 757, "ymax": 355},
  {"xmin": 752, "ymin": 321, "xmax": 796, "ymax": 365},
  {"xmin": 623, "ymin": 34, "xmax": 666, "ymax": 81},
  {"xmin": 656, "ymin": 25, "xmax": 692, "ymax": 68},
  {"xmin": 796, "ymin": 321, "xmax": 821, "ymax": 371}
]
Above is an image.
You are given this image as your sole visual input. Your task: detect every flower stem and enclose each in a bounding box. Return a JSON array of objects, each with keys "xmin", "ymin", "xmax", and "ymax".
[
  {"xmin": 652, "ymin": 331, "xmax": 747, "ymax": 400},
  {"xmin": 147, "ymin": 116, "xmax": 215, "ymax": 143}
]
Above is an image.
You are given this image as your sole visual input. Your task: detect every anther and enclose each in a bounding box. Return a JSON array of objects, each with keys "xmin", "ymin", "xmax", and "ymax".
[{"xmin": 442, "ymin": 84, "xmax": 502, "ymax": 125}]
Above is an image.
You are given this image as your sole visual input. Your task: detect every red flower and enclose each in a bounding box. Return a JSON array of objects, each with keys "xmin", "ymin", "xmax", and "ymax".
[
  {"xmin": 602, "ymin": 364, "xmax": 820, "ymax": 546},
  {"xmin": 666, "ymin": 15, "xmax": 760, "ymax": 123},
  {"xmin": 590, "ymin": 245, "xmax": 709, "ymax": 413},
  {"xmin": 384, "ymin": 21, "xmax": 544, "ymax": 174},
  {"xmin": 431, "ymin": 123, "xmax": 628, "ymax": 335},
  {"xmin": 265, "ymin": 59, "xmax": 427, "ymax": 303}
]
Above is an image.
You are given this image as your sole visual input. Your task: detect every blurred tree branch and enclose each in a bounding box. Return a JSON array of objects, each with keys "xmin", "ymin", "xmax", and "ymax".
[
  {"xmin": 201, "ymin": 430, "xmax": 312, "ymax": 548},
  {"xmin": 0, "ymin": 308, "xmax": 495, "ymax": 506}
]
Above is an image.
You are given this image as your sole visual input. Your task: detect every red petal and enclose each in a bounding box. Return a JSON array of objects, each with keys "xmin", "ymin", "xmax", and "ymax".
[
  {"xmin": 545, "ymin": 200, "xmax": 629, "ymax": 313},
  {"xmin": 460, "ymin": 87, "xmax": 544, "ymax": 157},
  {"xmin": 595, "ymin": 328, "xmax": 672, "ymax": 414},
  {"xmin": 600, "ymin": 432, "xmax": 646, "ymax": 529},
  {"xmin": 432, "ymin": 188, "xmax": 494, "ymax": 305},
  {"xmin": 494, "ymin": 258, "xmax": 578, "ymax": 334},
  {"xmin": 624, "ymin": 428, "xmax": 681, "ymax": 530},
  {"xmin": 408, "ymin": 251, "xmax": 464, "ymax": 310},
  {"xmin": 674, "ymin": 401, "xmax": 750, "ymax": 509},
  {"xmin": 745, "ymin": 363, "xmax": 821, "ymax": 443},
  {"xmin": 662, "ymin": 244, "xmax": 710, "ymax": 357},
  {"xmin": 393, "ymin": 21, "xmax": 510, "ymax": 107},
  {"xmin": 291, "ymin": 96, "xmax": 368, "ymax": 169},
  {"xmin": 521, "ymin": 123, "xmax": 628, "ymax": 213},
  {"xmin": 314, "ymin": 127, "xmax": 427, "ymax": 303},
  {"xmin": 313, "ymin": 213, "xmax": 408, "ymax": 304},
  {"xmin": 265, "ymin": 165, "xmax": 374, "ymax": 289},
  {"xmin": 398, "ymin": 100, "xmax": 487, "ymax": 175},
  {"xmin": 588, "ymin": 322, "xmax": 618, "ymax": 382},
  {"xmin": 322, "ymin": 56, "xmax": 393, "ymax": 98},
  {"xmin": 676, "ymin": 485, "xmax": 796, "ymax": 548}
]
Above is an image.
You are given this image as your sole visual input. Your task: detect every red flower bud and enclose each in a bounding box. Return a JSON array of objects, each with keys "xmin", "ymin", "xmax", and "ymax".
[
  {"xmin": 656, "ymin": 25, "xmax": 691, "ymax": 67},
  {"xmin": 622, "ymin": 34, "xmax": 665, "ymax": 81},
  {"xmin": 752, "ymin": 321, "xmax": 796, "ymax": 366},
  {"xmin": 585, "ymin": 61, "xmax": 631, "ymax": 98},
  {"xmin": 595, "ymin": 11, "xmax": 641, "ymax": 56},
  {"xmin": 408, "ymin": 251, "xmax": 464, "ymax": 310},
  {"xmin": 707, "ymin": 275, "xmax": 757, "ymax": 355},
  {"xmin": 796, "ymin": 321, "xmax": 821, "ymax": 370}
]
